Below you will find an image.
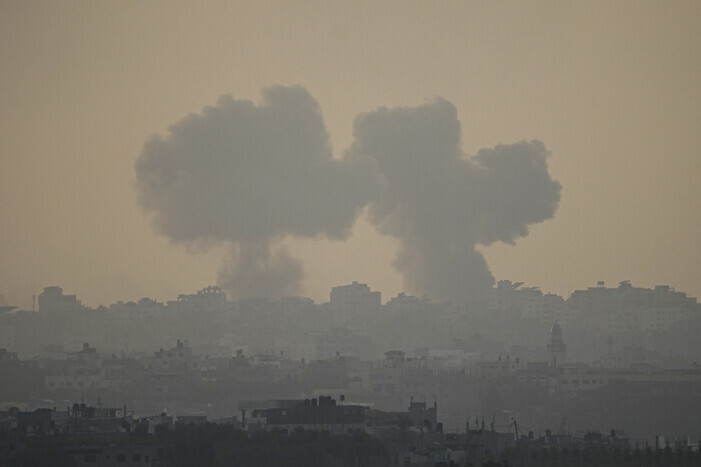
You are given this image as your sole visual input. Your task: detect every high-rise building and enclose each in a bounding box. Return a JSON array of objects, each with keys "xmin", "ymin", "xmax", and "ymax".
[{"xmin": 546, "ymin": 322, "xmax": 566, "ymax": 368}]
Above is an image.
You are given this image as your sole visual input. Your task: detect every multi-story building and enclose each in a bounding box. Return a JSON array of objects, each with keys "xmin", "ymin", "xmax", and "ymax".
[
  {"xmin": 546, "ymin": 323, "xmax": 566, "ymax": 368},
  {"xmin": 242, "ymin": 396, "xmax": 366, "ymax": 435},
  {"xmin": 568, "ymin": 281, "xmax": 698, "ymax": 334},
  {"xmin": 44, "ymin": 343, "xmax": 103, "ymax": 391},
  {"xmin": 330, "ymin": 282, "xmax": 381, "ymax": 314},
  {"xmin": 38, "ymin": 286, "xmax": 84, "ymax": 313}
]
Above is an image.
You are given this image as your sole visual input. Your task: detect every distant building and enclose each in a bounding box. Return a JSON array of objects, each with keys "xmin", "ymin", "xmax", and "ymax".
[
  {"xmin": 514, "ymin": 361, "xmax": 561, "ymax": 394},
  {"xmin": 242, "ymin": 396, "xmax": 366, "ymax": 435},
  {"xmin": 473, "ymin": 357, "xmax": 521, "ymax": 379},
  {"xmin": 546, "ymin": 323, "xmax": 566, "ymax": 368},
  {"xmin": 169, "ymin": 285, "xmax": 226, "ymax": 312},
  {"xmin": 365, "ymin": 399, "xmax": 441, "ymax": 435},
  {"xmin": 487, "ymin": 280, "xmax": 571, "ymax": 325},
  {"xmin": 330, "ymin": 282, "xmax": 381, "ymax": 314},
  {"xmin": 568, "ymin": 281, "xmax": 698, "ymax": 334},
  {"xmin": 45, "ymin": 343, "xmax": 103, "ymax": 391},
  {"xmin": 148, "ymin": 339, "xmax": 198, "ymax": 376},
  {"xmin": 38, "ymin": 286, "xmax": 84, "ymax": 313},
  {"xmin": 385, "ymin": 293, "xmax": 428, "ymax": 314},
  {"xmin": 315, "ymin": 327, "xmax": 375, "ymax": 360},
  {"xmin": 407, "ymin": 400, "xmax": 438, "ymax": 431}
]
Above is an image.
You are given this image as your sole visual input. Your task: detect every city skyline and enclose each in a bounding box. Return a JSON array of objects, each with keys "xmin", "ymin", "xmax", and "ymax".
[
  {"xmin": 1, "ymin": 1, "xmax": 700, "ymax": 308},
  {"xmin": 12, "ymin": 276, "xmax": 701, "ymax": 312}
]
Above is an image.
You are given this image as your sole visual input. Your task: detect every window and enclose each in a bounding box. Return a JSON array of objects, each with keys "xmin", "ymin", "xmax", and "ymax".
[
  {"xmin": 117, "ymin": 454, "xmax": 126, "ymax": 462},
  {"xmin": 84, "ymin": 454, "xmax": 97, "ymax": 463},
  {"xmin": 132, "ymin": 454, "xmax": 141, "ymax": 462}
]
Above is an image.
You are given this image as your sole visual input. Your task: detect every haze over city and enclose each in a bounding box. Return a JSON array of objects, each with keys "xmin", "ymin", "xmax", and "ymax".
[
  {"xmin": 2, "ymin": 3, "xmax": 701, "ymax": 464},
  {"xmin": 2, "ymin": 1, "xmax": 700, "ymax": 309}
]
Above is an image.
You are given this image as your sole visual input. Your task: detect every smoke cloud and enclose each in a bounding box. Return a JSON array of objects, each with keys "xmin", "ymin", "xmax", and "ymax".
[
  {"xmin": 135, "ymin": 85, "xmax": 380, "ymax": 299},
  {"xmin": 348, "ymin": 98, "xmax": 561, "ymax": 304},
  {"xmin": 135, "ymin": 86, "xmax": 560, "ymax": 305}
]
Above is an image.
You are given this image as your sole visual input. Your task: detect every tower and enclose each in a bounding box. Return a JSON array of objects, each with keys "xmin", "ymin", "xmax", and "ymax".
[{"xmin": 546, "ymin": 322, "xmax": 566, "ymax": 367}]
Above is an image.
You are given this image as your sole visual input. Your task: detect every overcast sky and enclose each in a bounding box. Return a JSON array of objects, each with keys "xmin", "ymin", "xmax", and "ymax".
[{"xmin": 1, "ymin": 1, "xmax": 699, "ymax": 308}]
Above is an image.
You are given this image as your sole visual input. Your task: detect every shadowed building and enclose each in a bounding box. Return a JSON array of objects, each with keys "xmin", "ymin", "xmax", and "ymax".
[
  {"xmin": 330, "ymin": 282, "xmax": 381, "ymax": 314},
  {"xmin": 243, "ymin": 396, "xmax": 366, "ymax": 435},
  {"xmin": 546, "ymin": 323, "xmax": 566, "ymax": 368},
  {"xmin": 38, "ymin": 286, "xmax": 84, "ymax": 313}
]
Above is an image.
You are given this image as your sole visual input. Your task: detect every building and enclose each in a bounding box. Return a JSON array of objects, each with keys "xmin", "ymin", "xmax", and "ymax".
[
  {"xmin": 38, "ymin": 286, "xmax": 84, "ymax": 313},
  {"xmin": 514, "ymin": 361, "xmax": 561, "ymax": 394},
  {"xmin": 407, "ymin": 400, "xmax": 438, "ymax": 431},
  {"xmin": 567, "ymin": 281, "xmax": 699, "ymax": 334},
  {"xmin": 385, "ymin": 293, "xmax": 428, "ymax": 314},
  {"xmin": 330, "ymin": 282, "xmax": 381, "ymax": 314},
  {"xmin": 314, "ymin": 327, "xmax": 375, "ymax": 360},
  {"xmin": 546, "ymin": 323, "xmax": 566, "ymax": 368},
  {"xmin": 242, "ymin": 396, "xmax": 366, "ymax": 435},
  {"xmin": 44, "ymin": 343, "xmax": 103, "ymax": 391},
  {"xmin": 171, "ymin": 285, "xmax": 226, "ymax": 312}
]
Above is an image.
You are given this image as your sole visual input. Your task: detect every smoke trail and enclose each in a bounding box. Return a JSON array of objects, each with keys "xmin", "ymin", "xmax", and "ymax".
[
  {"xmin": 135, "ymin": 85, "xmax": 380, "ymax": 299},
  {"xmin": 348, "ymin": 98, "xmax": 561, "ymax": 304}
]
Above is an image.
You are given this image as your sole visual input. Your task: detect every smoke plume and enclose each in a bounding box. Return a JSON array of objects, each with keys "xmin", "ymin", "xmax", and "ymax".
[
  {"xmin": 136, "ymin": 86, "xmax": 560, "ymax": 305},
  {"xmin": 347, "ymin": 98, "xmax": 561, "ymax": 304},
  {"xmin": 135, "ymin": 85, "xmax": 379, "ymax": 299}
]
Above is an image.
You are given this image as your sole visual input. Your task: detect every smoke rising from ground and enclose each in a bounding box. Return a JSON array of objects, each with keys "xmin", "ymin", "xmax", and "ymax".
[
  {"xmin": 217, "ymin": 243, "xmax": 304, "ymax": 300},
  {"xmin": 134, "ymin": 86, "xmax": 380, "ymax": 299},
  {"xmin": 348, "ymin": 98, "xmax": 561, "ymax": 304},
  {"xmin": 135, "ymin": 87, "xmax": 560, "ymax": 304}
]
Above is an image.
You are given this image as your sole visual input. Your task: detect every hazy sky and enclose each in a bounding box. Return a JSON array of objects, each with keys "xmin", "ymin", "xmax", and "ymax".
[{"xmin": 1, "ymin": 1, "xmax": 699, "ymax": 308}]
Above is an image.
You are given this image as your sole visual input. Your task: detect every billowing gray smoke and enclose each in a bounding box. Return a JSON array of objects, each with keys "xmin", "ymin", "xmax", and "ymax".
[
  {"xmin": 134, "ymin": 86, "xmax": 380, "ymax": 299},
  {"xmin": 347, "ymin": 98, "xmax": 561, "ymax": 304},
  {"xmin": 135, "ymin": 86, "xmax": 560, "ymax": 305}
]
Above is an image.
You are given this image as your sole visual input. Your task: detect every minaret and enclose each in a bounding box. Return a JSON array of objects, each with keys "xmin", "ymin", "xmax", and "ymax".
[{"xmin": 547, "ymin": 322, "xmax": 566, "ymax": 367}]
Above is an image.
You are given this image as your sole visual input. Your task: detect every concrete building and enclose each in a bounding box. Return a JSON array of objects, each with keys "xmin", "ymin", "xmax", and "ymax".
[
  {"xmin": 568, "ymin": 281, "xmax": 698, "ymax": 334},
  {"xmin": 242, "ymin": 396, "xmax": 366, "ymax": 435},
  {"xmin": 514, "ymin": 361, "xmax": 561, "ymax": 395},
  {"xmin": 546, "ymin": 323, "xmax": 566, "ymax": 368},
  {"xmin": 385, "ymin": 293, "xmax": 428, "ymax": 314},
  {"xmin": 330, "ymin": 281, "xmax": 381, "ymax": 314},
  {"xmin": 44, "ymin": 343, "xmax": 104, "ymax": 391},
  {"xmin": 407, "ymin": 400, "xmax": 438, "ymax": 431},
  {"xmin": 38, "ymin": 286, "xmax": 84, "ymax": 313}
]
